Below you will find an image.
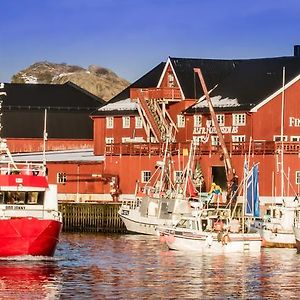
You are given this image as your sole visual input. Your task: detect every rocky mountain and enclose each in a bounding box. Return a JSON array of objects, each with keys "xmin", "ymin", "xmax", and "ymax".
[{"xmin": 11, "ymin": 61, "xmax": 130, "ymax": 101}]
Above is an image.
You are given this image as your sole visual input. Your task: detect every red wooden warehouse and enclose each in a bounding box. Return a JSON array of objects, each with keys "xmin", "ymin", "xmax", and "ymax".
[{"xmin": 91, "ymin": 47, "xmax": 300, "ymax": 204}]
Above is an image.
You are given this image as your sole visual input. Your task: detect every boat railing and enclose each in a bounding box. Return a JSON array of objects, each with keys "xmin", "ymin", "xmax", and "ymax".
[
  {"xmin": 121, "ymin": 198, "xmax": 142, "ymax": 209},
  {"xmin": 0, "ymin": 161, "xmax": 46, "ymax": 176}
]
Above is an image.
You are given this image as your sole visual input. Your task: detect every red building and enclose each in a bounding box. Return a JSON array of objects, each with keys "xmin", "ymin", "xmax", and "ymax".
[{"xmin": 91, "ymin": 50, "xmax": 300, "ymax": 204}]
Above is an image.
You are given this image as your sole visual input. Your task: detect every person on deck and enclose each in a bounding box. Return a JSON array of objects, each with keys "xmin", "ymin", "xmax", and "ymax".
[
  {"xmin": 230, "ymin": 174, "xmax": 239, "ymax": 202},
  {"xmin": 208, "ymin": 183, "xmax": 222, "ymax": 203}
]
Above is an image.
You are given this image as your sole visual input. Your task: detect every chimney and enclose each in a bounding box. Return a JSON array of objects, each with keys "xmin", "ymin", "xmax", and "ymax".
[{"xmin": 294, "ymin": 45, "xmax": 300, "ymax": 57}]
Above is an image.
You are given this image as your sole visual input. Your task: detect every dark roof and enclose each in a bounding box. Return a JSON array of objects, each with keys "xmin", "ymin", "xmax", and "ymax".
[
  {"xmin": 178, "ymin": 56, "xmax": 300, "ymax": 113},
  {"xmin": 0, "ymin": 82, "xmax": 102, "ymax": 139},
  {"xmin": 170, "ymin": 57, "xmax": 242, "ymax": 99},
  {"xmin": 2, "ymin": 82, "xmax": 105, "ymax": 110},
  {"xmin": 91, "ymin": 62, "xmax": 165, "ymax": 116}
]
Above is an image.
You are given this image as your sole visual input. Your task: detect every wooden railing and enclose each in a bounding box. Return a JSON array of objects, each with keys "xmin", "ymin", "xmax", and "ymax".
[{"xmin": 104, "ymin": 141, "xmax": 300, "ymax": 156}]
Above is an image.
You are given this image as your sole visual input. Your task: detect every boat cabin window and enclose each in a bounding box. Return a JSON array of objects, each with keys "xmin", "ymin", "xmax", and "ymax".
[
  {"xmin": 0, "ymin": 191, "xmax": 43, "ymax": 205},
  {"xmin": 176, "ymin": 219, "xmax": 197, "ymax": 230}
]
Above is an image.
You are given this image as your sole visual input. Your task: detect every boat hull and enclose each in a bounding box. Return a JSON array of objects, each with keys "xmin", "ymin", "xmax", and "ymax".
[
  {"xmin": 0, "ymin": 217, "xmax": 62, "ymax": 257},
  {"xmin": 161, "ymin": 230, "xmax": 262, "ymax": 253},
  {"xmin": 119, "ymin": 204, "xmax": 186, "ymax": 235},
  {"xmin": 293, "ymin": 226, "xmax": 300, "ymax": 252},
  {"xmin": 259, "ymin": 228, "xmax": 296, "ymax": 248}
]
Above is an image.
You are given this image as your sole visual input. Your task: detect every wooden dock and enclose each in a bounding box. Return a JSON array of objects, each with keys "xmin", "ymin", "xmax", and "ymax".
[{"xmin": 58, "ymin": 202, "xmax": 127, "ymax": 233}]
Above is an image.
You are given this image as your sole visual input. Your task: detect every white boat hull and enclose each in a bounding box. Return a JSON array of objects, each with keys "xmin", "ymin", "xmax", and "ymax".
[
  {"xmin": 293, "ymin": 226, "xmax": 300, "ymax": 252},
  {"xmin": 119, "ymin": 197, "xmax": 191, "ymax": 235},
  {"xmin": 120, "ymin": 214, "xmax": 172, "ymax": 235},
  {"xmin": 259, "ymin": 228, "xmax": 296, "ymax": 248},
  {"xmin": 161, "ymin": 231, "xmax": 262, "ymax": 253}
]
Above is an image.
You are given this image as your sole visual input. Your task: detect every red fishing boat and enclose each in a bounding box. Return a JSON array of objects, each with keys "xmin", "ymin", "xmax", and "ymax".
[{"xmin": 0, "ymin": 138, "xmax": 62, "ymax": 257}]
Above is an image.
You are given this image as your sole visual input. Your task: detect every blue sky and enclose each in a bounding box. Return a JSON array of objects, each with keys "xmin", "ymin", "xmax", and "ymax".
[{"xmin": 1, "ymin": 0, "xmax": 300, "ymax": 83}]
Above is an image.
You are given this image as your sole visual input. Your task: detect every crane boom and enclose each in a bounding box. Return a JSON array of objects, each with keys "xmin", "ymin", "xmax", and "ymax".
[{"xmin": 194, "ymin": 68, "xmax": 233, "ymax": 185}]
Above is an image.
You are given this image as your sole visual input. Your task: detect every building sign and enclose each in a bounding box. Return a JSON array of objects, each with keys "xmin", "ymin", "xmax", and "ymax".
[
  {"xmin": 289, "ymin": 117, "xmax": 300, "ymax": 127},
  {"xmin": 193, "ymin": 125, "xmax": 238, "ymax": 135}
]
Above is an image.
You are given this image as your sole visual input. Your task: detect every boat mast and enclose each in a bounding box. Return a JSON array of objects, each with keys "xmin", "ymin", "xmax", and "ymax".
[
  {"xmin": 280, "ymin": 67, "xmax": 286, "ymax": 199},
  {"xmin": 43, "ymin": 108, "xmax": 48, "ymax": 166},
  {"xmin": 194, "ymin": 68, "xmax": 234, "ymax": 186}
]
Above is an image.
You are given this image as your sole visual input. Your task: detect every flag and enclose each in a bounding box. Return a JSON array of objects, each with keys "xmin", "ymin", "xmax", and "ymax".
[
  {"xmin": 245, "ymin": 164, "xmax": 260, "ymax": 217},
  {"xmin": 186, "ymin": 176, "xmax": 198, "ymax": 198}
]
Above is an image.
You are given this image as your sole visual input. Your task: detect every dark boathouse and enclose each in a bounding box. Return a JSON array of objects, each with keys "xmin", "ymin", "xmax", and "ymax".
[{"xmin": 1, "ymin": 82, "xmax": 105, "ymax": 152}]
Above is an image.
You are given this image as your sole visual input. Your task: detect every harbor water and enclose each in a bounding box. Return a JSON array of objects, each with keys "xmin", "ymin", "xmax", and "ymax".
[{"xmin": 0, "ymin": 233, "xmax": 299, "ymax": 299}]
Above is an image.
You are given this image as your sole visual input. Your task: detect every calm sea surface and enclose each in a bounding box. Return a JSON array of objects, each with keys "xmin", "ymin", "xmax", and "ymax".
[{"xmin": 0, "ymin": 233, "xmax": 299, "ymax": 299}]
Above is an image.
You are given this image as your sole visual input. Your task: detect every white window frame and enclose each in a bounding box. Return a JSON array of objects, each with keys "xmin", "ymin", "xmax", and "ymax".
[
  {"xmin": 193, "ymin": 136, "xmax": 202, "ymax": 146},
  {"xmin": 122, "ymin": 116, "xmax": 131, "ymax": 128},
  {"xmin": 174, "ymin": 171, "xmax": 184, "ymax": 184},
  {"xmin": 232, "ymin": 135, "xmax": 246, "ymax": 143},
  {"xmin": 211, "ymin": 135, "xmax": 220, "ymax": 146},
  {"xmin": 141, "ymin": 171, "xmax": 151, "ymax": 183},
  {"xmin": 194, "ymin": 115, "xmax": 202, "ymax": 127},
  {"xmin": 177, "ymin": 115, "xmax": 185, "ymax": 128},
  {"xmin": 291, "ymin": 136, "xmax": 300, "ymax": 142},
  {"xmin": 273, "ymin": 135, "xmax": 288, "ymax": 142},
  {"xmin": 215, "ymin": 114, "xmax": 225, "ymax": 126},
  {"xmin": 232, "ymin": 113, "xmax": 246, "ymax": 126},
  {"xmin": 296, "ymin": 171, "xmax": 300, "ymax": 185},
  {"xmin": 105, "ymin": 137, "xmax": 114, "ymax": 144},
  {"xmin": 57, "ymin": 172, "xmax": 67, "ymax": 184},
  {"xmin": 135, "ymin": 116, "xmax": 143, "ymax": 129},
  {"xmin": 106, "ymin": 117, "xmax": 114, "ymax": 129},
  {"xmin": 168, "ymin": 73, "xmax": 175, "ymax": 87}
]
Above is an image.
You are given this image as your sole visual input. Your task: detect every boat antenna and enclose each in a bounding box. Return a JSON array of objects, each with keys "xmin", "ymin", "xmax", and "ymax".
[
  {"xmin": 0, "ymin": 83, "xmax": 5, "ymax": 137},
  {"xmin": 280, "ymin": 67, "xmax": 286, "ymax": 199},
  {"xmin": 43, "ymin": 108, "xmax": 48, "ymax": 166}
]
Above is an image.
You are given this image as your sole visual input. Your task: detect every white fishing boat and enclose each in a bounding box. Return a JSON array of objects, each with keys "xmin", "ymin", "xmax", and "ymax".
[
  {"xmin": 159, "ymin": 163, "xmax": 262, "ymax": 253},
  {"xmin": 293, "ymin": 206, "xmax": 300, "ymax": 252},
  {"xmin": 252, "ymin": 68, "xmax": 299, "ymax": 248},
  {"xmin": 119, "ymin": 137, "xmax": 200, "ymax": 235},
  {"xmin": 253, "ymin": 203, "xmax": 297, "ymax": 248}
]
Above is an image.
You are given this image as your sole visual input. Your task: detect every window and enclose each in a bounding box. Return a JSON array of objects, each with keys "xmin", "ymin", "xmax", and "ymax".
[
  {"xmin": 273, "ymin": 135, "xmax": 288, "ymax": 142},
  {"xmin": 0, "ymin": 191, "xmax": 43, "ymax": 205},
  {"xmin": 211, "ymin": 135, "xmax": 220, "ymax": 146},
  {"xmin": 213, "ymin": 114, "xmax": 225, "ymax": 126},
  {"xmin": 141, "ymin": 171, "xmax": 151, "ymax": 183},
  {"xmin": 296, "ymin": 171, "xmax": 300, "ymax": 185},
  {"xmin": 193, "ymin": 136, "xmax": 202, "ymax": 145},
  {"xmin": 177, "ymin": 115, "xmax": 185, "ymax": 128},
  {"xmin": 105, "ymin": 137, "xmax": 114, "ymax": 144},
  {"xmin": 122, "ymin": 116, "xmax": 131, "ymax": 128},
  {"xmin": 135, "ymin": 116, "xmax": 143, "ymax": 129},
  {"xmin": 168, "ymin": 73, "xmax": 175, "ymax": 87},
  {"xmin": 232, "ymin": 113, "xmax": 246, "ymax": 126},
  {"xmin": 122, "ymin": 137, "xmax": 131, "ymax": 143},
  {"xmin": 106, "ymin": 117, "xmax": 114, "ymax": 129},
  {"xmin": 232, "ymin": 135, "xmax": 246, "ymax": 142},
  {"xmin": 57, "ymin": 172, "xmax": 67, "ymax": 184},
  {"xmin": 174, "ymin": 171, "xmax": 184, "ymax": 183},
  {"xmin": 291, "ymin": 136, "xmax": 300, "ymax": 142},
  {"xmin": 194, "ymin": 115, "xmax": 202, "ymax": 127}
]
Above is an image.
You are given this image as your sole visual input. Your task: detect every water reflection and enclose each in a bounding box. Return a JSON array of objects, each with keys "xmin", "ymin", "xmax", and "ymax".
[
  {"xmin": 0, "ymin": 259, "xmax": 61, "ymax": 300},
  {"xmin": 0, "ymin": 234, "xmax": 299, "ymax": 299}
]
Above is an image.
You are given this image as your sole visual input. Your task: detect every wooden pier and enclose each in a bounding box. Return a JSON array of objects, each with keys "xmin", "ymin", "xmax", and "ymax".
[{"xmin": 58, "ymin": 202, "xmax": 127, "ymax": 233}]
